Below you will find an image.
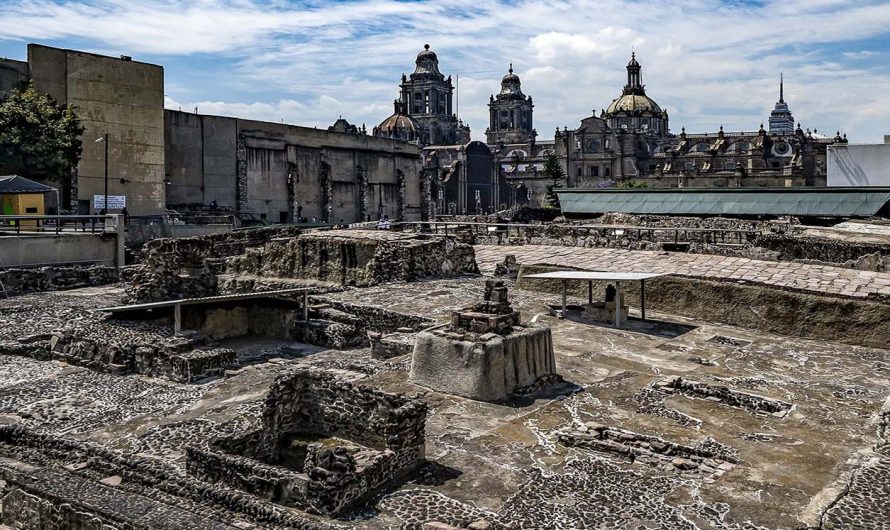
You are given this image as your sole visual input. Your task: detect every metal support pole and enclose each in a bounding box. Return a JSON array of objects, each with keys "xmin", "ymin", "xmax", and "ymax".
[
  {"xmin": 640, "ymin": 279, "xmax": 646, "ymax": 321},
  {"xmin": 174, "ymin": 303, "xmax": 181, "ymax": 335},
  {"xmin": 103, "ymin": 133, "xmax": 109, "ymax": 213},
  {"xmin": 614, "ymin": 281, "xmax": 622, "ymax": 328},
  {"xmin": 588, "ymin": 280, "xmax": 593, "ymax": 305},
  {"xmin": 302, "ymin": 291, "xmax": 309, "ymax": 322},
  {"xmin": 561, "ymin": 279, "xmax": 567, "ymax": 318}
]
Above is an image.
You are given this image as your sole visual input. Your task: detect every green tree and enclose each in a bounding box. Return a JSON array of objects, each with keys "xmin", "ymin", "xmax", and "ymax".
[
  {"xmin": 616, "ymin": 179, "xmax": 648, "ymax": 189},
  {"xmin": 0, "ymin": 83, "xmax": 84, "ymax": 207},
  {"xmin": 542, "ymin": 154, "xmax": 566, "ymax": 209}
]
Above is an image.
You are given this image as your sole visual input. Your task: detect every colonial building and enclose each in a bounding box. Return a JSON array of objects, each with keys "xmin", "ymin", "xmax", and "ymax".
[
  {"xmin": 554, "ymin": 53, "xmax": 839, "ymax": 189},
  {"xmin": 166, "ymin": 110, "xmax": 423, "ymax": 223},
  {"xmin": 374, "ymin": 44, "xmax": 470, "ymax": 147}
]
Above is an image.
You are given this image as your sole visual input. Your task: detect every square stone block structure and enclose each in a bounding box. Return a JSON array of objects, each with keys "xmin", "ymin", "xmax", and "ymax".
[
  {"xmin": 187, "ymin": 367, "xmax": 428, "ymax": 516},
  {"xmin": 410, "ymin": 281, "xmax": 557, "ymax": 401}
]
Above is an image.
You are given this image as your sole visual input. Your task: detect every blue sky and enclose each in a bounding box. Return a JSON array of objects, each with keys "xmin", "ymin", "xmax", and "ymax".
[{"xmin": 2, "ymin": 0, "xmax": 890, "ymax": 143}]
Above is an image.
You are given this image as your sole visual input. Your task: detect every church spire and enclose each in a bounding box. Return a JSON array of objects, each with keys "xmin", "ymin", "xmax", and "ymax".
[{"xmin": 779, "ymin": 72, "xmax": 784, "ymax": 103}]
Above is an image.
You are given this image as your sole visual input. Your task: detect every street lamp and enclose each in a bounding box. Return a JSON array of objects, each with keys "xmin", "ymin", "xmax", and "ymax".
[{"xmin": 95, "ymin": 134, "xmax": 109, "ymax": 214}]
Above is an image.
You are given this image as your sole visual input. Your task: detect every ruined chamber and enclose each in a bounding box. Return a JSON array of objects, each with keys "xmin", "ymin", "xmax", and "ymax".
[
  {"xmin": 410, "ymin": 281, "xmax": 558, "ymax": 401},
  {"xmin": 186, "ymin": 367, "xmax": 428, "ymax": 516}
]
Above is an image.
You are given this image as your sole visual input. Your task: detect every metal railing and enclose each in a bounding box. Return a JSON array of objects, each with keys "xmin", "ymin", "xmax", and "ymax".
[
  {"xmin": 391, "ymin": 220, "xmax": 762, "ymax": 246},
  {"xmin": 0, "ymin": 215, "xmax": 117, "ymax": 235},
  {"xmin": 128, "ymin": 213, "xmax": 237, "ymax": 226}
]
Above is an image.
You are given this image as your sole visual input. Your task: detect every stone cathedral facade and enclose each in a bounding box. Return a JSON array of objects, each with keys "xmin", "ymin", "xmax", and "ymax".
[{"xmin": 375, "ymin": 46, "xmax": 844, "ymax": 212}]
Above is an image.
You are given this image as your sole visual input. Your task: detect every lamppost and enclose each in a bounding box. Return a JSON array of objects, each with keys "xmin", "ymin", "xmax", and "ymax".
[{"xmin": 95, "ymin": 133, "xmax": 109, "ymax": 213}]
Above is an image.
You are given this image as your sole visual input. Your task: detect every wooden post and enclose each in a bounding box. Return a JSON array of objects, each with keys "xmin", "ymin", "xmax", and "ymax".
[
  {"xmin": 302, "ymin": 290, "xmax": 309, "ymax": 322},
  {"xmin": 561, "ymin": 279, "xmax": 567, "ymax": 318},
  {"xmin": 640, "ymin": 279, "xmax": 646, "ymax": 321},
  {"xmin": 174, "ymin": 303, "xmax": 181, "ymax": 335}
]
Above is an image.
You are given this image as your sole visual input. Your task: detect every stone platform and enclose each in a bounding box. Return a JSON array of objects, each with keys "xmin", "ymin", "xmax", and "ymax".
[{"xmin": 475, "ymin": 245, "xmax": 890, "ymax": 300}]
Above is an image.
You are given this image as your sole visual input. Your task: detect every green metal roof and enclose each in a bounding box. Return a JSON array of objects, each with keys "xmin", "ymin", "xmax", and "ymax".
[{"xmin": 556, "ymin": 187, "xmax": 890, "ymax": 218}]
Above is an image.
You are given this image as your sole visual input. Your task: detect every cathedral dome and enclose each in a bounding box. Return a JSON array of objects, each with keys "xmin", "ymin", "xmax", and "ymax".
[
  {"xmin": 416, "ymin": 44, "xmax": 438, "ymax": 64},
  {"xmin": 498, "ymin": 64, "xmax": 524, "ymax": 98},
  {"xmin": 606, "ymin": 93, "xmax": 663, "ymax": 114},
  {"xmin": 413, "ymin": 44, "xmax": 442, "ymax": 77},
  {"xmin": 377, "ymin": 113, "xmax": 419, "ymax": 134},
  {"xmin": 375, "ymin": 99, "xmax": 420, "ymax": 142}
]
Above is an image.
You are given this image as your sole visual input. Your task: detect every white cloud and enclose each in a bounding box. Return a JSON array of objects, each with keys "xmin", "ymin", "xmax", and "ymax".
[{"xmin": 5, "ymin": 0, "xmax": 890, "ymax": 142}]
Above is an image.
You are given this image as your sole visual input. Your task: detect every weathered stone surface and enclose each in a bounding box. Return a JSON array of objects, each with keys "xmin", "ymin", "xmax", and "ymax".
[{"xmin": 410, "ymin": 281, "xmax": 557, "ymax": 401}]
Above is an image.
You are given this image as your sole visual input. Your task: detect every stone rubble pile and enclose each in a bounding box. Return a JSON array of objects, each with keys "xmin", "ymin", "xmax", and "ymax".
[
  {"xmin": 558, "ymin": 422, "xmax": 739, "ymax": 476},
  {"xmin": 655, "ymin": 376, "xmax": 793, "ymax": 417}
]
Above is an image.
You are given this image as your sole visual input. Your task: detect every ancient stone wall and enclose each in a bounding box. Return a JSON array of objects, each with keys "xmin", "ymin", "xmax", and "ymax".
[
  {"xmin": 227, "ymin": 230, "xmax": 477, "ymax": 287},
  {"xmin": 756, "ymin": 233, "xmax": 890, "ymax": 271},
  {"xmin": 260, "ymin": 368, "xmax": 427, "ymax": 454},
  {"xmin": 0, "ymin": 265, "xmax": 128, "ymax": 296},
  {"xmin": 125, "ymin": 226, "xmax": 303, "ymax": 302}
]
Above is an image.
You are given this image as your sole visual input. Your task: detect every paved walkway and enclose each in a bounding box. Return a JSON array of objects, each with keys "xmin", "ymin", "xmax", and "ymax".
[{"xmin": 474, "ymin": 245, "xmax": 890, "ymax": 300}]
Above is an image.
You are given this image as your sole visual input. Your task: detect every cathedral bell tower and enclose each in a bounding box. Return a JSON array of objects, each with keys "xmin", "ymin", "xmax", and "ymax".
[{"xmin": 486, "ymin": 64, "xmax": 535, "ymax": 145}]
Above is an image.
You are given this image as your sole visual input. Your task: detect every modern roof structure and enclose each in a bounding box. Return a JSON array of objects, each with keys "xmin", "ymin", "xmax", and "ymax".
[
  {"xmin": 0, "ymin": 175, "xmax": 56, "ymax": 194},
  {"xmin": 556, "ymin": 187, "xmax": 890, "ymax": 219}
]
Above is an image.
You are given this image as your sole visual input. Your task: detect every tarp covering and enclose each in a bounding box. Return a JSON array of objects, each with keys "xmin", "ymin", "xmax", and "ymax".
[{"xmin": 556, "ymin": 188, "xmax": 890, "ymax": 218}]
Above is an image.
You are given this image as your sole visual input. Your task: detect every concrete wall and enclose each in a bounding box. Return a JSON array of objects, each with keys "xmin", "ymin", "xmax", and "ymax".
[
  {"xmin": 0, "ymin": 233, "xmax": 116, "ymax": 267},
  {"xmin": 827, "ymin": 143, "xmax": 890, "ymax": 187},
  {"xmin": 0, "ymin": 58, "xmax": 28, "ymax": 97},
  {"xmin": 28, "ymin": 44, "xmax": 165, "ymax": 215},
  {"xmin": 165, "ymin": 110, "xmax": 423, "ymax": 223}
]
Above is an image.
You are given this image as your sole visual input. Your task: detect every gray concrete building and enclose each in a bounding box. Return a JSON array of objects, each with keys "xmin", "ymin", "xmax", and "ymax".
[
  {"xmin": 0, "ymin": 44, "xmax": 166, "ymax": 215},
  {"xmin": 166, "ymin": 110, "xmax": 423, "ymax": 223}
]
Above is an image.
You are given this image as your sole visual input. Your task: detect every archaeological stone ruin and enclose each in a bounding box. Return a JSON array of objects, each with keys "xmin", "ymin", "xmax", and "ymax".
[
  {"xmin": 410, "ymin": 280, "xmax": 558, "ymax": 401},
  {"xmin": 1, "ymin": 217, "xmax": 889, "ymax": 529}
]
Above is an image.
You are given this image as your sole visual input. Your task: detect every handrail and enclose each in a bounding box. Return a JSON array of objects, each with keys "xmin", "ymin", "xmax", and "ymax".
[
  {"xmin": 388, "ymin": 220, "xmax": 763, "ymax": 246},
  {"xmin": 0, "ymin": 214, "xmax": 116, "ymax": 235}
]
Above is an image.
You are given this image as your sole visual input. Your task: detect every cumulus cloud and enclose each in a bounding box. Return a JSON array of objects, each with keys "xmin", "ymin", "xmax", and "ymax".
[{"xmin": 6, "ymin": 0, "xmax": 890, "ymax": 142}]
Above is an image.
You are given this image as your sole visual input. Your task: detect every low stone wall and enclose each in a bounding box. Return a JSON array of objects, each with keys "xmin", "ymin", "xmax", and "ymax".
[
  {"xmin": 0, "ymin": 318, "xmax": 237, "ymax": 383},
  {"xmin": 0, "ymin": 459, "xmax": 234, "ymax": 530},
  {"xmin": 757, "ymin": 233, "xmax": 890, "ymax": 272},
  {"xmin": 558, "ymin": 423, "xmax": 738, "ymax": 476},
  {"xmin": 0, "ymin": 265, "xmax": 131, "ymax": 295},
  {"xmin": 0, "ymin": 425, "xmax": 328, "ymax": 529},
  {"xmin": 517, "ymin": 263, "xmax": 890, "ymax": 350}
]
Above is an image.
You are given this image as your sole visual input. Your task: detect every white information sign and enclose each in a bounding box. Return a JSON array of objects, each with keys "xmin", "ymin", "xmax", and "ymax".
[{"xmin": 93, "ymin": 195, "xmax": 127, "ymax": 209}]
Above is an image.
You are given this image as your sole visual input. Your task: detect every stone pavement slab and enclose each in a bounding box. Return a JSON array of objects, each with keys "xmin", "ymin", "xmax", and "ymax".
[{"xmin": 474, "ymin": 245, "xmax": 890, "ymax": 300}]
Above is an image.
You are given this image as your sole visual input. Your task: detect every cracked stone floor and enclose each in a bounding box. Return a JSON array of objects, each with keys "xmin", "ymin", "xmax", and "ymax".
[{"xmin": 1, "ymin": 279, "xmax": 888, "ymax": 529}]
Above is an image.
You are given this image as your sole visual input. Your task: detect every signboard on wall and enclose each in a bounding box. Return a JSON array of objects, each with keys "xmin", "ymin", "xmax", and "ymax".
[{"xmin": 93, "ymin": 195, "xmax": 127, "ymax": 209}]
